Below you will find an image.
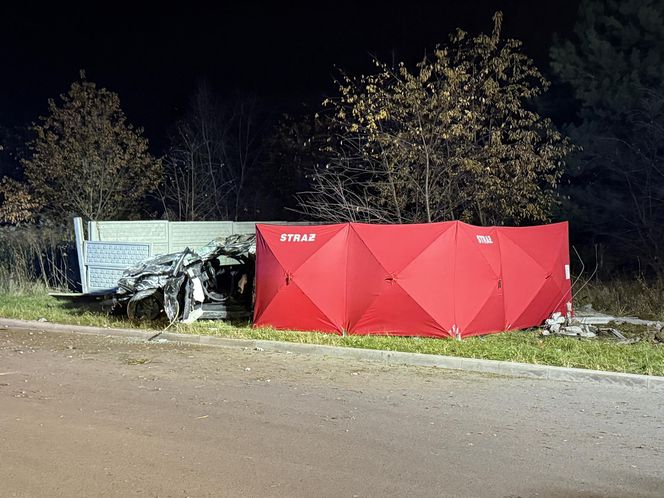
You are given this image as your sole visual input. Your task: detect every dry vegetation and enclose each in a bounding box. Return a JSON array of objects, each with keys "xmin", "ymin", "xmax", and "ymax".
[{"xmin": 0, "ymin": 225, "xmax": 74, "ymax": 292}]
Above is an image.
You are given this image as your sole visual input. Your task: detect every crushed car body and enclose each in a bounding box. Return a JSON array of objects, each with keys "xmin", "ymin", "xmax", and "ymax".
[{"xmin": 112, "ymin": 233, "xmax": 256, "ymax": 323}]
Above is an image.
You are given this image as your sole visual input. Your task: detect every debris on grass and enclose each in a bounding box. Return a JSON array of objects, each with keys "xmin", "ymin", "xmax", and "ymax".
[
  {"xmin": 543, "ymin": 312, "xmax": 596, "ymax": 338},
  {"xmin": 543, "ymin": 305, "xmax": 664, "ymax": 344},
  {"xmin": 575, "ymin": 303, "xmax": 663, "ymax": 329}
]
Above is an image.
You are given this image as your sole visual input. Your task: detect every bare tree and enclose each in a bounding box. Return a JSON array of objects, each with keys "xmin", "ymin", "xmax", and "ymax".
[
  {"xmin": 296, "ymin": 134, "xmax": 405, "ymax": 223},
  {"xmin": 221, "ymin": 98, "xmax": 263, "ymax": 220},
  {"xmin": 160, "ymin": 83, "xmax": 263, "ymax": 221},
  {"xmin": 601, "ymin": 89, "xmax": 664, "ymax": 275},
  {"xmin": 160, "ymin": 85, "xmax": 231, "ymax": 220}
]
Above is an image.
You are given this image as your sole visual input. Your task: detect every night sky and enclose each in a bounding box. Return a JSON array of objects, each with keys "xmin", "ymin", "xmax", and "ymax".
[{"xmin": 2, "ymin": 1, "xmax": 580, "ymax": 150}]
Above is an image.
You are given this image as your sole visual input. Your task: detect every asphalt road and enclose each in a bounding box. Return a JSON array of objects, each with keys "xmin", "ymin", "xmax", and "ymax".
[{"xmin": 1, "ymin": 327, "xmax": 662, "ymax": 498}]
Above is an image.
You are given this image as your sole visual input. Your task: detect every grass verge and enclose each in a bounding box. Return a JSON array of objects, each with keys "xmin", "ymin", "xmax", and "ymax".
[{"xmin": 0, "ymin": 288, "xmax": 662, "ymax": 376}]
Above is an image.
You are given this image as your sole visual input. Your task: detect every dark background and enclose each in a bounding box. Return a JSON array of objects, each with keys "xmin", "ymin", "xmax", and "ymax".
[{"xmin": 1, "ymin": 1, "xmax": 580, "ymax": 150}]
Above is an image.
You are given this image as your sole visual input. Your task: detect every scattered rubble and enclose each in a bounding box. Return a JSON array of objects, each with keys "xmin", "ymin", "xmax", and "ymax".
[
  {"xmin": 543, "ymin": 313, "xmax": 596, "ymax": 338},
  {"xmin": 575, "ymin": 303, "xmax": 663, "ymax": 329},
  {"xmin": 543, "ymin": 304, "xmax": 663, "ymax": 343}
]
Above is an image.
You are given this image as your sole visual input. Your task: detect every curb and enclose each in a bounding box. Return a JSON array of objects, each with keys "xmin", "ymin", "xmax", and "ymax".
[{"xmin": 1, "ymin": 318, "xmax": 663, "ymax": 391}]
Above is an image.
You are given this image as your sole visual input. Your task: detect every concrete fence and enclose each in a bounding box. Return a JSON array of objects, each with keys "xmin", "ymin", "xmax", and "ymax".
[{"xmin": 76, "ymin": 219, "xmax": 311, "ymax": 293}]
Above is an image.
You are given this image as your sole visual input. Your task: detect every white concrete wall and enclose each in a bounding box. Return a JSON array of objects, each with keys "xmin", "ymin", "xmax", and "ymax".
[{"xmin": 88, "ymin": 220, "xmax": 312, "ymax": 256}]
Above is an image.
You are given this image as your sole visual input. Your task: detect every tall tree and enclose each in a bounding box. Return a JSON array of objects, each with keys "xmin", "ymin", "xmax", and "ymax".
[
  {"xmin": 160, "ymin": 83, "xmax": 264, "ymax": 221},
  {"xmin": 21, "ymin": 74, "xmax": 162, "ymax": 221},
  {"xmin": 159, "ymin": 84, "xmax": 230, "ymax": 221},
  {"xmin": 299, "ymin": 13, "xmax": 572, "ymax": 226},
  {"xmin": 259, "ymin": 109, "xmax": 324, "ymax": 219},
  {"xmin": 551, "ymin": 0, "xmax": 664, "ymax": 275}
]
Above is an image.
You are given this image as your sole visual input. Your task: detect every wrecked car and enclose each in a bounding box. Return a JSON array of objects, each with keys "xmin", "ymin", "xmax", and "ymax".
[{"xmin": 112, "ymin": 233, "xmax": 256, "ymax": 323}]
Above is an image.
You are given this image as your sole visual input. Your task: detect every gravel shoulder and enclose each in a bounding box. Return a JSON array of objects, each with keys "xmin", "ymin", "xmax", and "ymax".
[{"xmin": 1, "ymin": 328, "xmax": 663, "ymax": 497}]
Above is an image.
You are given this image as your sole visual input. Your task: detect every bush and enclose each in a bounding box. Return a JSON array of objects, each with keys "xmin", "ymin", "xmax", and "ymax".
[
  {"xmin": 0, "ymin": 224, "xmax": 77, "ymax": 292},
  {"xmin": 574, "ymin": 278, "xmax": 664, "ymax": 321}
]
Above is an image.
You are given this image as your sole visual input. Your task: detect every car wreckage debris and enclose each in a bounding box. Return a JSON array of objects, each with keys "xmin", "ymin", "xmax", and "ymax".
[{"xmin": 112, "ymin": 233, "xmax": 256, "ymax": 323}]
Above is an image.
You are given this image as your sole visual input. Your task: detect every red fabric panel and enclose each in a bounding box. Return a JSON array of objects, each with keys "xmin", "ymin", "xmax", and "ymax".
[
  {"xmin": 346, "ymin": 223, "xmax": 453, "ymax": 337},
  {"xmin": 506, "ymin": 279, "xmax": 563, "ymax": 331},
  {"xmin": 254, "ymin": 280, "xmax": 343, "ymax": 334},
  {"xmin": 253, "ymin": 231, "xmax": 288, "ymax": 323},
  {"xmin": 349, "ymin": 279, "xmax": 447, "ymax": 337},
  {"xmin": 256, "ymin": 224, "xmax": 347, "ymax": 273},
  {"xmin": 350, "ymin": 222, "xmax": 451, "ymax": 273},
  {"xmin": 454, "ymin": 223, "xmax": 505, "ymax": 337},
  {"xmin": 498, "ymin": 222, "xmax": 571, "ymax": 330},
  {"xmin": 253, "ymin": 221, "xmax": 573, "ymax": 339},
  {"xmin": 396, "ymin": 223, "xmax": 456, "ymax": 336},
  {"xmin": 345, "ymin": 227, "xmax": 391, "ymax": 332},
  {"xmin": 253, "ymin": 224, "xmax": 348, "ymax": 333},
  {"xmin": 292, "ymin": 226, "xmax": 349, "ymax": 330}
]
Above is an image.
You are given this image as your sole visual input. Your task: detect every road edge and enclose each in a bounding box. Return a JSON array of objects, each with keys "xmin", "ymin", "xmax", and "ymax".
[{"xmin": 1, "ymin": 317, "xmax": 662, "ymax": 391}]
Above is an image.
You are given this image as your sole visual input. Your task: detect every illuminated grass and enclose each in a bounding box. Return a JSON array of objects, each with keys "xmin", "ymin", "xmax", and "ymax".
[{"xmin": 1, "ymin": 288, "xmax": 662, "ymax": 376}]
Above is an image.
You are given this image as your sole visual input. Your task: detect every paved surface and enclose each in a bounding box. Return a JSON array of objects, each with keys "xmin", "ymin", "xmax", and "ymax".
[
  {"xmin": 1, "ymin": 328, "xmax": 662, "ymax": 498},
  {"xmin": 5, "ymin": 317, "xmax": 664, "ymax": 390}
]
